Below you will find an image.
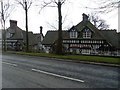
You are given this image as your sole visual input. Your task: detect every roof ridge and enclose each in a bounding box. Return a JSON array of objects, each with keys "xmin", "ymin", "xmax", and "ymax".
[{"xmin": 99, "ymin": 29, "xmax": 117, "ymax": 31}]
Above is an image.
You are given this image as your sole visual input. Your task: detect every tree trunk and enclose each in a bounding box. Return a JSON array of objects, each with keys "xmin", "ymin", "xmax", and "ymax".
[
  {"xmin": 56, "ymin": 1, "xmax": 63, "ymax": 55},
  {"xmin": 3, "ymin": 20, "xmax": 6, "ymax": 52},
  {"xmin": 25, "ymin": 1, "xmax": 29, "ymax": 52},
  {"xmin": 1, "ymin": 1, "xmax": 6, "ymax": 52}
]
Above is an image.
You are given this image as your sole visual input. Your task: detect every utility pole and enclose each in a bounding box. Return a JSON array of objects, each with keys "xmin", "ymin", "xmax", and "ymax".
[
  {"xmin": 24, "ymin": 0, "xmax": 29, "ymax": 52},
  {"xmin": 56, "ymin": 0, "xmax": 63, "ymax": 55}
]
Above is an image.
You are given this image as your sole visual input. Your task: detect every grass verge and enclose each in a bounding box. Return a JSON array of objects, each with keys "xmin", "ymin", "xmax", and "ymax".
[{"xmin": 11, "ymin": 52, "xmax": 120, "ymax": 65}]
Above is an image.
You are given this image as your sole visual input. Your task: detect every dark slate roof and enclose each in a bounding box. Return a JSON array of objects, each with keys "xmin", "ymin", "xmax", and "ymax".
[
  {"xmin": 42, "ymin": 30, "xmax": 69, "ymax": 45},
  {"xmin": 34, "ymin": 33, "xmax": 44, "ymax": 38},
  {"xmin": 100, "ymin": 30, "xmax": 120, "ymax": 48},
  {"xmin": 75, "ymin": 21, "xmax": 105, "ymax": 39},
  {"xmin": 6, "ymin": 26, "xmax": 24, "ymax": 40},
  {"xmin": 28, "ymin": 32, "xmax": 38, "ymax": 45},
  {"xmin": 22, "ymin": 31, "xmax": 38, "ymax": 46},
  {"xmin": 6, "ymin": 25, "xmax": 38, "ymax": 46}
]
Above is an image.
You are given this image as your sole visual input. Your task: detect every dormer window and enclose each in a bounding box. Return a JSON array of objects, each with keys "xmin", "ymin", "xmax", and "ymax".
[
  {"xmin": 70, "ymin": 31, "xmax": 78, "ymax": 38},
  {"xmin": 83, "ymin": 28, "xmax": 92, "ymax": 38},
  {"xmin": 69, "ymin": 26, "xmax": 78, "ymax": 38}
]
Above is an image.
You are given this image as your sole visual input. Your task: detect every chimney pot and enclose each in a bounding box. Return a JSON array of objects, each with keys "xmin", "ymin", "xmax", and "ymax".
[
  {"xmin": 10, "ymin": 20, "xmax": 17, "ymax": 27},
  {"xmin": 40, "ymin": 26, "xmax": 43, "ymax": 34},
  {"xmin": 82, "ymin": 13, "xmax": 89, "ymax": 22}
]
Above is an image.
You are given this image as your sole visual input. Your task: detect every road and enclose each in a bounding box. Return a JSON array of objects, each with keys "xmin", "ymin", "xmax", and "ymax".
[{"xmin": 2, "ymin": 53, "xmax": 119, "ymax": 88}]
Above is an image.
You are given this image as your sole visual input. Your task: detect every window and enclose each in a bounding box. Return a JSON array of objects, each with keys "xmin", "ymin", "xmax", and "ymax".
[
  {"xmin": 82, "ymin": 49, "xmax": 91, "ymax": 54},
  {"xmin": 94, "ymin": 41, "xmax": 96, "ymax": 43},
  {"xmin": 83, "ymin": 29, "xmax": 92, "ymax": 38},
  {"xmin": 6, "ymin": 32, "xmax": 13, "ymax": 38},
  {"xmin": 63, "ymin": 40, "xmax": 65, "ymax": 43},
  {"xmin": 70, "ymin": 31, "xmax": 78, "ymax": 38},
  {"xmin": 101, "ymin": 41, "xmax": 103, "ymax": 43}
]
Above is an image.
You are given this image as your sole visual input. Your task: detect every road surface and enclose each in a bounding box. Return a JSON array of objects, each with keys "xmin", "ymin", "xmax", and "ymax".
[{"xmin": 2, "ymin": 53, "xmax": 119, "ymax": 88}]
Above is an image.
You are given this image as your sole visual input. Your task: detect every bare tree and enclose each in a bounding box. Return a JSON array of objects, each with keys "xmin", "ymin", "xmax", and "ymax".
[
  {"xmin": 15, "ymin": 0, "xmax": 33, "ymax": 52},
  {"xmin": 86, "ymin": 0, "xmax": 120, "ymax": 13},
  {"xmin": 0, "ymin": 0, "xmax": 14, "ymax": 51},
  {"xmin": 88, "ymin": 13, "xmax": 109, "ymax": 30},
  {"xmin": 46, "ymin": 12, "xmax": 70, "ymax": 30},
  {"xmin": 46, "ymin": 22, "xmax": 58, "ymax": 30},
  {"xmin": 39, "ymin": 0, "xmax": 67, "ymax": 55},
  {"xmin": 97, "ymin": 0, "xmax": 120, "ymax": 13}
]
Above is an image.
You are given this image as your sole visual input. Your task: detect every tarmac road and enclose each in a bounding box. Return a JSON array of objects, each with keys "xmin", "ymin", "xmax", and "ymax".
[{"xmin": 2, "ymin": 53, "xmax": 119, "ymax": 88}]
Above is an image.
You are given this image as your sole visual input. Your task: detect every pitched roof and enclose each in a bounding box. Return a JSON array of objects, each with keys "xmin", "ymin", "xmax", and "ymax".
[
  {"xmin": 42, "ymin": 30, "xmax": 69, "ymax": 45},
  {"xmin": 6, "ymin": 26, "xmax": 24, "ymax": 40},
  {"xmin": 100, "ymin": 30, "xmax": 120, "ymax": 48},
  {"xmin": 28, "ymin": 32, "xmax": 38, "ymax": 45},
  {"xmin": 75, "ymin": 21, "xmax": 105, "ymax": 39},
  {"xmin": 6, "ymin": 25, "xmax": 38, "ymax": 46},
  {"xmin": 22, "ymin": 31, "xmax": 38, "ymax": 46}
]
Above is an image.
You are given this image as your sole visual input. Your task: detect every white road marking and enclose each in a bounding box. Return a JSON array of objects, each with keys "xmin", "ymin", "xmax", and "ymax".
[
  {"xmin": 32, "ymin": 68, "xmax": 84, "ymax": 83},
  {"xmin": 2, "ymin": 62, "xmax": 18, "ymax": 67}
]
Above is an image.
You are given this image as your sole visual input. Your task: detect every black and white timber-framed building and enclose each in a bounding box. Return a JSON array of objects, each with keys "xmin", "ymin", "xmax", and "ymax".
[{"xmin": 42, "ymin": 13, "xmax": 120, "ymax": 56}]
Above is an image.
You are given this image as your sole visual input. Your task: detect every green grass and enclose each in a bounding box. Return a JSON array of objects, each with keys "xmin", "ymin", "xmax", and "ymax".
[{"xmin": 12, "ymin": 52, "xmax": 120, "ymax": 65}]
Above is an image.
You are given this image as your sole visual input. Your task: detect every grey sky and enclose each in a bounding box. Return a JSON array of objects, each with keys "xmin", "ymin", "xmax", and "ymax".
[{"xmin": 3, "ymin": 0, "xmax": 119, "ymax": 35}]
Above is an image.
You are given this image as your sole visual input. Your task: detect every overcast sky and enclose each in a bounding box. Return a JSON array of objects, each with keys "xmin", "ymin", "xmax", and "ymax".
[{"xmin": 3, "ymin": 0, "xmax": 119, "ymax": 35}]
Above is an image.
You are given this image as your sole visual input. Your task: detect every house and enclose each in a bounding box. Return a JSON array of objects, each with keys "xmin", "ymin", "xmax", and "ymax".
[
  {"xmin": 42, "ymin": 30, "xmax": 69, "ymax": 53},
  {"xmin": 42, "ymin": 13, "xmax": 120, "ymax": 56},
  {"xmin": 33, "ymin": 26, "xmax": 44, "ymax": 52},
  {"xmin": 3, "ymin": 20, "xmax": 44, "ymax": 52}
]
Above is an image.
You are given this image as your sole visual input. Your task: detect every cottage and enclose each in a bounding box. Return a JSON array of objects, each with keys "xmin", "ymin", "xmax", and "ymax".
[
  {"xmin": 3, "ymin": 20, "xmax": 44, "ymax": 51},
  {"xmin": 42, "ymin": 13, "xmax": 120, "ymax": 56},
  {"xmin": 34, "ymin": 26, "xmax": 44, "ymax": 52},
  {"xmin": 42, "ymin": 30, "xmax": 69, "ymax": 53}
]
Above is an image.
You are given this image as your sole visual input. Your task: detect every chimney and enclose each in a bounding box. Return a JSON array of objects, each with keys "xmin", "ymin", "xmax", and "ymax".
[
  {"xmin": 10, "ymin": 20, "xmax": 17, "ymax": 27},
  {"xmin": 40, "ymin": 26, "xmax": 43, "ymax": 34},
  {"xmin": 82, "ymin": 13, "xmax": 89, "ymax": 22}
]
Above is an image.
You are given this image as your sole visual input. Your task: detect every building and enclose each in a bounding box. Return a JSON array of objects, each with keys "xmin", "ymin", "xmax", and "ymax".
[
  {"xmin": 3, "ymin": 20, "xmax": 44, "ymax": 52},
  {"xmin": 42, "ymin": 30, "xmax": 69, "ymax": 53},
  {"xmin": 42, "ymin": 13, "xmax": 120, "ymax": 56},
  {"xmin": 34, "ymin": 26, "xmax": 44, "ymax": 52}
]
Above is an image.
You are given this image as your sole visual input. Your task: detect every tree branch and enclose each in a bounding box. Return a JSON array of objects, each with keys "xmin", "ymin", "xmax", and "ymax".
[
  {"xmin": 46, "ymin": 22, "xmax": 57, "ymax": 30},
  {"xmin": 89, "ymin": 13, "xmax": 109, "ymax": 29},
  {"xmin": 61, "ymin": 0, "xmax": 67, "ymax": 5},
  {"xmin": 27, "ymin": 1, "xmax": 32, "ymax": 9},
  {"xmin": 85, "ymin": 0, "xmax": 120, "ymax": 13},
  {"xmin": 15, "ymin": 0, "xmax": 25, "ymax": 9}
]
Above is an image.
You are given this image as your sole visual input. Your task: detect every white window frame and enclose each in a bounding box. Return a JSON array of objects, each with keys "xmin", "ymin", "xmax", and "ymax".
[
  {"xmin": 83, "ymin": 29, "xmax": 92, "ymax": 39},
  {"xmin": 70, "ymin": 31, "xmax": 78, "ymax": 38}
]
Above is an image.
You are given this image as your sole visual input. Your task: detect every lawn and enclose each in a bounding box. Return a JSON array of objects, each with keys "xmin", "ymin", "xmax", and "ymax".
[{"xmin": 13, "ymin": 52, "xmax": 120, "ymax": 65}]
